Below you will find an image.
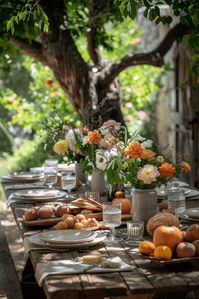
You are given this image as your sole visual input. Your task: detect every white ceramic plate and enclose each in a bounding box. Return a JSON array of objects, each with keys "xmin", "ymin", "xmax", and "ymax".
[
  {"xmin": 14, "ymin": 189, "xmax": 66, "ymax": 200},
  {"xmin": 28, "ymin": 233, "xmax": 106, "ymax": 248},
  {"xmin": 186, "ymin": 208, "xmax": 199, "ymax": 219},
  {"xmin": 39, "ymin": 229, "xmax": 95, "ymax": 244},
  {"xmin": 2, "ymin": 173, "xmax": 42, "ymax": 182},
  {"xmin": 179, "ymin": 213, "xmax": 199, "ymax": 223}
]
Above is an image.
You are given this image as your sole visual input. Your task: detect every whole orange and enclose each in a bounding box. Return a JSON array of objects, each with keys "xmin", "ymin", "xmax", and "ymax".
[
  {"xmin": 153, "ymin": 225, "xmax": 183, "ymax": 252},
  {"xmin": 112, "ymin": 198, "xmax": 132, "ymax": 214},
  {"xmin": 138, "ymin": 240, "xmax": 155, "ymax": 256},
  {"xmin": 154, "ymin": 245, "xmax": 172, "ymax": 260}
]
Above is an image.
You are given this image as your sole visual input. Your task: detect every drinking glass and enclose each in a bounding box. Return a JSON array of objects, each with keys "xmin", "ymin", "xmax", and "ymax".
[
  {"xmin": 102, "ymin": 203, "xmax": 122, "ymax": 243},
  {"xmin": 167, "ymin": 183, "xmax": 186, "ymax": 217},
  {"xmin": 85, "ymin": 191, "xmax": 100, "ymax": 202},
  {"xmin": 43, "ymin": 159, "xmax": 58, "ymax": 188},
  {"xmin": 125, "ymin": 221, "xmax": 144, "ymax": 246},
  {"xmin": 43, "ymin": 165, "xmax": 58, "ymax": 188},
  {"xmin": 61, "ymin": 172, "xmax": 76, "ymax": 198}
]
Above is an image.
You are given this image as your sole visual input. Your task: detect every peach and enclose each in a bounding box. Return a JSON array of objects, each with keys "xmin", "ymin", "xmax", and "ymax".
[
  {"xmin": 186, "ymin": 224, "xmax": 199, "ymax": 242},
  {"xmin": 192, "ymin": 240, "xmax": 199, "ymax": 256},
  {"xmin": 176, "ymin": 242, "xmax": 196, "ymax": 258}
]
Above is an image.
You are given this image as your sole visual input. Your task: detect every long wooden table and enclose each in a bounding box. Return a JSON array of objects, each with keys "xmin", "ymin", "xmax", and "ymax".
[{"xmin": 2, "ymin": 181, "xmax": 199, "ymax": 299}]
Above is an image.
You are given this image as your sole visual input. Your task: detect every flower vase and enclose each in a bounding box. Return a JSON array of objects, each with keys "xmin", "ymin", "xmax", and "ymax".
[
  {"xmin": 132, "ymin": 189, "xmax": 157, "ymax": 223},
  {"xmin": 75, "ymin": 163, "xmax": 86, "ymax": 184},
  {"xmin": 91, "ymin": 168, "xmax": 106, "ymax": 195}
]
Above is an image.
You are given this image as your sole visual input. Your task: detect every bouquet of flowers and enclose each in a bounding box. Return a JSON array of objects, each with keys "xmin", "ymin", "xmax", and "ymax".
[
  {"xmin": 53, "ymin": 120, "xmax": 123, "ymax": 171},
  {"xmin": 99, "ymin": 133, "xmax": 191, "ymax": 189}
]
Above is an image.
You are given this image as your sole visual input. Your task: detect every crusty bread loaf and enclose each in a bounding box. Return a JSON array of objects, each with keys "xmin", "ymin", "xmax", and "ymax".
[{"xmin": 82, "ymin": 255, "xmax": 105, "ymax": 265}]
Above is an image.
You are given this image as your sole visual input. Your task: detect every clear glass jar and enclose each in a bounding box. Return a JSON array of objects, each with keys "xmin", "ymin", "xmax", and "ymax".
[{"xmin": 167, "ymin": 184, "xmax": 186, "ymax": 217}]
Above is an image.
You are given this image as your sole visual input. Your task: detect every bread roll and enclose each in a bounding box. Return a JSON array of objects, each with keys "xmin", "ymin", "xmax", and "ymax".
[
  {"xmin": 24, "ymin": 208, "xmax": 39, "ymax": 221},
  {"xmin": 53, "ymin": 221, "xmax": 68, "ymax": 230},
  {"xmin": 56, "ymin": 204, "xmax": 71, "ymax": 217},
  {"xmin": 39, "ymin": 205, "xmax": 54, "ymax": 219}
]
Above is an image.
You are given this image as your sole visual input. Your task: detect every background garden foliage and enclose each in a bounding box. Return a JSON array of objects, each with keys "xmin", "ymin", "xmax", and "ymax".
[{"xmin": 0, "ymin": 16, "xmax": 168, "ymax": 175}]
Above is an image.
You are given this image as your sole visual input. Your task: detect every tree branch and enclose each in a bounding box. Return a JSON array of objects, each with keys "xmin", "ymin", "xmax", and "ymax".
[
  {"xmin": 98, "ymin": 23, "xmax": 187, "ymax": 89},
  {"xmin": 87, "ymin": 0, "xmax": 101, "ymax": 65},
  {"xmin": 10, "ymin": 36, "xmax": 49, "ymax": 66}
]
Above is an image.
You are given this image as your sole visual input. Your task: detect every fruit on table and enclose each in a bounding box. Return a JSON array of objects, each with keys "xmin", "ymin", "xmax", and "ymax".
[
  {"xmin": 154, "ymin": 245, "xmax": 172, "ymax": 260},
  {"xmin": 158, "ymin": 201, "xmax": 168, "ymax": 211},
  {"xmin": 192, "ymin": 240, "xmax": 199, "ymax": 256},
  {"xmin": 112, "ymin": 198, "xmax": 132, "ymax": 214},
  {"xmin": 153, "ymin": 225, "xmax": 183, "ymax": 252},
  {"xmin": 114, "ymin": 191, "xmax": 125, "ymax": 198},
  {"xmin": 176, "ymin": 242, "xmax": 196, "ymax": 258},
  {"xmin": 147, "ymin": 213, "xmax": 180, "ymax": 236},
  {"xmin": 138, "ymin": 240, "xmax": 155, "ymax": 256},
  {"xmin": 186, "ymin": 224, "xmax": 199, "ymax": 242}
]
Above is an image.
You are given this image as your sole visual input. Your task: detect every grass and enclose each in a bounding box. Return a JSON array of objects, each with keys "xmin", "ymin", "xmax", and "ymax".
[
  {"xmin": 0, "ymin": 184, "xmax": 6, "ymax": 201},
  {"xmin": 0, "ymin": 158, "xmax": 9, "ymax": 176}
]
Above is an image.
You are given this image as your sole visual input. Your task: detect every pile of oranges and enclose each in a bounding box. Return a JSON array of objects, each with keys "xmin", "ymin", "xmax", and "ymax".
[{"xmin": 138, "ymin": 223, "xmax": 199, "ymax": 260}]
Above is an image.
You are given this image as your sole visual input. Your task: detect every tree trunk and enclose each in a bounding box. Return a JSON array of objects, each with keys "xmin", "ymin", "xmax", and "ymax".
[{"xmin": 39, "ymin": 0, "xmax": 124, "ymax": 129}]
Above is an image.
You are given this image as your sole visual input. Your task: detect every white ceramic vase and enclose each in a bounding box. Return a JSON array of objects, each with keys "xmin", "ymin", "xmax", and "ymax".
[
  {"xmin": 91, "ymin": 168, "xmax": 106, "ymax": 195},
  {"xmin": 132, "ymin": 189, "xmax": 157, "ymax": 223}
]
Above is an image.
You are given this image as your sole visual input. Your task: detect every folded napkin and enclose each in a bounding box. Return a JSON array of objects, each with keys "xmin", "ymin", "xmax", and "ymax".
[{"xmin": 35, "ymin": 256, "xmax": 134, "ymax": 286}]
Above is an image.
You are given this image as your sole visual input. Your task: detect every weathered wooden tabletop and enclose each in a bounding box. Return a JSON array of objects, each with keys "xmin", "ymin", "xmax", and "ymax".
[{"xmin": 2, "ymin": 181, "xmax": 199, "ymax": 299}]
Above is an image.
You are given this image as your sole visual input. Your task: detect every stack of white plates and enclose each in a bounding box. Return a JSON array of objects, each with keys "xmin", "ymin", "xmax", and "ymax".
[
  {"xmin": 180, "ymin": 208, "xmax": 199, "ymax": 223},
  {"xmin": 2, "ymin": 172, "xmax": 42, "ymax": 182},
  {"xmin": 28, "ymin": 230, "xmax": 105, "ymax": 248},
  {"xmin": 13, "ymin": 189, "xmax": 66, "ymax": 202}
]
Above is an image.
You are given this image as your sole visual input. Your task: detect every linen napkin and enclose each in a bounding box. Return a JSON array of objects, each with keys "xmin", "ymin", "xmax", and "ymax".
[{"xmin": 35, "ymin": 256, "xmax": 134, "ymax": 286}]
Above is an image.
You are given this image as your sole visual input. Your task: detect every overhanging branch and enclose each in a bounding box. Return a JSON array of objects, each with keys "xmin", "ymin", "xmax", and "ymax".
[
  {"xmin": 87, "ymin": 0, "xmax": 101, "ymax": 65},
  {"xmin": 98, "ymin": 23, "xmax": 187, "ymax": 88},
  {"xmin": 10, "ymin": 36, "xmax": 49, "ymax": 66}
]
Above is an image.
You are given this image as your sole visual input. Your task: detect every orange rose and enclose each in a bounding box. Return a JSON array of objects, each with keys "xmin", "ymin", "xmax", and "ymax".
[
  {"xmin": 124, "ymin": 141, "xmax": 143, "ymax": 158},
  {"xmin": 87, "ymin": 130, "xmax": 102, "ymax": 145},
  {"xmin": 159, "ymin": 162, "xmax": 176, "ymax": 178},
  {"xmin": 141, "ymin": 149, "xmax": 156, "ymax": 160},
  {"xmin": 181, "ymin": 161, "xmax": 191, "ymax": 173}
]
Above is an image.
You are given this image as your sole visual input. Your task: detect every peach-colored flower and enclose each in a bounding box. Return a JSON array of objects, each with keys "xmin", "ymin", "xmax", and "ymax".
[
  {"xmin": 181, "ymin": 161, "xmax": 191, "ymax": 173},
  {"xmin": 141, "ymin": 149, "xmax": 155, "ymax": 160},
  {"xmin": 137, "ymin": 164, "xmax": 160, "ymax": 184},
  {"xmin": 124, "ymin": 141, "xmax": 143, "ymax": 158},
  {"xmin": 103, "ymin": 120, "xmax": 121, "ymax": 131},
  {"xmin": 87, "ymin": 130, "xmax": 102, "ymax": 145},
  {"xmin": 159, "ymin": 162, "xmax": 176, "ymax": 178},
  {"xmin": 99, "ymin": 138, "xmax": 110, "ymax": 149}
]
